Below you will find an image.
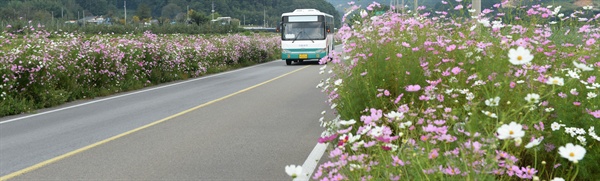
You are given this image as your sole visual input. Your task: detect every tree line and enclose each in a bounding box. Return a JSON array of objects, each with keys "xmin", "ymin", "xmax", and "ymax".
[{"xmin": 0, "ymin": 0, "xmax": 341, "ymax": 27}]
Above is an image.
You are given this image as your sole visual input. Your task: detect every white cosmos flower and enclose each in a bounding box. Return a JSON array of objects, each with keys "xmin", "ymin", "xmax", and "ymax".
[
  {"xmin": 553, "ymin": 6, "xmax": 562, "ymax": 15},
  {"xmin": 360, "ymin": 9, "xmax": 368, "ymax": 18},
  {"xmin": 466, "ymin": 92, "xmax": 475, "ymax": 101},
  {"xmin": 546, "ymin": 76, "xmax": 565, "ymax": 86},
  {"xmin": 573, "ymin": 61, "xmax": 594, "ymax": 71},
  {"xmin": 470, "ymin": 25, "xmax": 477, "ymax": 31},
  {"xmin": 400, "ymin": 121, "xmax": 412, "ymax": 129},
  {"xmin": 485, "ymin": 96, "xmax": 501, "ymax": 107},
  {"xmin": 508, "ymin": 46, "xmax": 534, "ymax": 65},
  {"xmin": 551, "ymin": 178, "xmax": 565, "ymax": 181},
  {"xmin": 478, "ymin": 18, "xmax": 491, "ymax": 27},
  {"xmin": 491, "ymin": 20, "xmax": 504, "ymax": 29},
  {"xmin": 338, "ymin": 119, "xmax": 357, "ymax": 126},
  {"xmin": 550, "ymin": 122, "xmax": 565, "ymax": 131},
  {"xmin": 497, "ymin": 122, "xmax": 525, "ymax": 140},
  {"xmin": 525, "ymin": 137, "xmax": 544, "ymax": 148},
  {"xmin": 348, "ymin": 133, "xmax": 361, "ymax": 143},
  {"xmin": 558, "ymin": 143, "xmax": 586, "ymax": 163},
  {"xmin": 369, "ymin": 126, "xmax": 384, "ymax": 137},
  {"xmin": 524, "ymin": 93, "xmax": 541, "ymax": 104},
  {"xmin": 482, "ymin": 110, "xmax": 498, "ymax": 118},
  {"xmin": 385, "ymin": 111, "xmax": 404, "ymax": 121},
  {"xmin": 334, "ymin": 79, "xmax": 343, "ymax": 86},
  {"xmin": 587, "ymin": 92, "xmax": 597, "ymax": 99},
  {"xmin": 285, "ymin": 165, "xmax": 303, "ymax": 178},
  {"xmin": 577, "ymin": 136, "xmax": 586, "ymax": 145}
]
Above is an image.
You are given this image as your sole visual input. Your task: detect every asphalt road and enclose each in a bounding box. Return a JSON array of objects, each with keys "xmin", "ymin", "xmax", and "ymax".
[{"xmin": 0, "ymin": 60, "xmax": 329, "ymax": 180}]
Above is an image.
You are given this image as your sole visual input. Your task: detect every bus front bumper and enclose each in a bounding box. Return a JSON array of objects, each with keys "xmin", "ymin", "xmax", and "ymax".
[{"xmin": 281, "ymin": 49, "xmax": 327, "ymax": 60}]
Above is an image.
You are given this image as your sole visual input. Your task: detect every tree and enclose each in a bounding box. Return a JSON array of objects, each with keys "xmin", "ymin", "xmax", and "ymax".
[
  {"xmin": 132, "ymin": 15, "xmax": 140, "ymax": 24},
  {"xmin": 136, "ymin": 3, "xmax": 152, "ymax": 19},
  {"xmin": 161, "ymin": 3, "xmax": 181, "ymax": 19},
  {"xmin": 189, "ymin": 10, "xmax": 209, "ymax": 25}
]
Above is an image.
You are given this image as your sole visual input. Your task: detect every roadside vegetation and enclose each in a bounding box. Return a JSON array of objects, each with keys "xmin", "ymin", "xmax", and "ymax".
[
  {"xmin": 0, "ymin": 25, "xmax": 280, "ymax": 117},
  {"xmin": 296, "ymin": 1, "xmax": 600, "ymax": 180}
]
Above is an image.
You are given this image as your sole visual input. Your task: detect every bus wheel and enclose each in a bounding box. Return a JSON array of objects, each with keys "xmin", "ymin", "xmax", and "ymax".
[{"xmin": 286, "ymin": 59, "xmax": 292, "ymax": 65}]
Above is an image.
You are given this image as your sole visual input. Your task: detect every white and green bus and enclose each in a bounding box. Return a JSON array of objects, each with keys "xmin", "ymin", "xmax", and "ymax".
[{"xmin": 279, "ymin": 9, "xmax": 334, "ymax": 65}]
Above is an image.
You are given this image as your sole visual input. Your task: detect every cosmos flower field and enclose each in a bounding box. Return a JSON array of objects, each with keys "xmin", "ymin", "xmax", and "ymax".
[
  {"xmin": 0, "ymin": 27, "xmax": 280, "ymax": 116},
  {"xmin": 308, "ymin": 1, "xmax": 600, "ymax": 180}
]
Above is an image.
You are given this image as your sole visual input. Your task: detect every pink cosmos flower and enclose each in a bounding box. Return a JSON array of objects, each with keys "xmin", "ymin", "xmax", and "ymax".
[
  {"xmin": 588, "ymin": 76, "xmax": 596, "ymax": 83},
  {"xmin": 589, "ymin": 110, "xmax": 600, "ymax": 118},
  {"xmin": 428, "ymin": 149, "xmax": 439, "ymax": 159},
  {"xmin": 586, "ymin": 38, "xmax": 596, "ymax": 46},
  {"xmin": 510, "ymin": 82, "xmax": 516, "ymax": 88},
  {"xmin": 573, "ymin": 102, "xmax": 581, "ymax": 106},
  {"xmin": 454, "ymin": 4, "xmax": 463, "ymax": 10},
  {"xmin": 558, "ymin": 92, "xmax": 567, "ymax": 98},
  {"xmin": 318, "ymin": 134, "xmax": 338, "ymax": 143},
  {"xmin": 391, "ymin": 155, "xmax": 407, "ymax": 166},
  {"xmin": 406, "ymin": 85, "xmax": 421, "ymax": 92},
  {"xmin": 446, "ymin": 44, "xmax": 456, "ymax": 51},
  {"xmin": 443, "ymin": 166, "xmax": 461, "ymax": 175},
  {"xmin": 451, "ymin": 67, "xmax": 462, "ymax": 75}
]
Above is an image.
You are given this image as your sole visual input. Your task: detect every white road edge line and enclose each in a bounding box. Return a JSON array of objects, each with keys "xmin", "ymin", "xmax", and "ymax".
[
  {"xmin": 0, "ymin": 60, "xmax": 279, "ymax": 125},
  {"xmin": 295, "ymin": 143, "xmax": 328, "ymax": 181}
]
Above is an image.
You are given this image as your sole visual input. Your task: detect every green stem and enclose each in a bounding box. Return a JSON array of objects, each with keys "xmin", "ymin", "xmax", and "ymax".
[
  {"xmin": 534, "ymin": 150, "xmax": 538, "ymax": 168},
  {"xmin": 570, "ymin": 164, "xmax": 579, "ymax": 181}
]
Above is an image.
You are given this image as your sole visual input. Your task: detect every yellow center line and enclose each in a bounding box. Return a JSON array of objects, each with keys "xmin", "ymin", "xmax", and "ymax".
[{"xmin": 0, "ymin": 65, "xmax": 310, "ymax": 181}]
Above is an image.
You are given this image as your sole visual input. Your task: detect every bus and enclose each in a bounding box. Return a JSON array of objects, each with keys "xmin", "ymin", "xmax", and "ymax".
[{"xmin": 279, "ymin": 9, "xmax": 334, "ymax": 65}]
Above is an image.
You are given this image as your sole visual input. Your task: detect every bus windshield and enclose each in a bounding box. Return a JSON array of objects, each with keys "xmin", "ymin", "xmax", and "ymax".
[{"xmin": 282, "ymin": 22, "xmax": 325, "ymax": 41}]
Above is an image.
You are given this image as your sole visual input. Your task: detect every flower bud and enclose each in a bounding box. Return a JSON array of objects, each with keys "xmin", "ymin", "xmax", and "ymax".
[{"xmin": 514, "ymin": 138, "xmax": 522, "ymax": 146}]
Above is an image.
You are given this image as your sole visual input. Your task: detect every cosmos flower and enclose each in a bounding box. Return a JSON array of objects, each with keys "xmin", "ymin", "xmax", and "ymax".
[
  {"xmin": 525, "ymin": 137, "xmax": 543, "ymax": 148},
  {"xmin": 524, "ymin": 93, "xmax": 541, "ymax": 104},
  {"xmin": 406, "ymin": 85, "xmax": 421, "ymax": 92},
  {"xmin": 285, "ymin": 165, "xmax": 303, "ymax": 178},
  {"xmin": 546, "ymin": 76, "xmax": 564, "ymax": 86},
  {"xmin": 558, "ymin": 143, "xmax": 586, "ymax": 163},
  {"xmin": 497, "ymin": 122, "xmax": 525, "ymax": 140},
  {"xmin": 573, "ymin": 61, "xmax": 594, "ymax": 71},
  {"xmin": 485, "ymin": 96, "xmax": 501, "ymax": 107},
  {"xmin": 508, "ymin": 47, "xmax": 534, "ymax": 65}
]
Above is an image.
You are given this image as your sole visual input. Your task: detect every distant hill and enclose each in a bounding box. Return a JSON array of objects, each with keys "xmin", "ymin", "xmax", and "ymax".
[{"xmin": 0, "ymin": 0, "xmax": 340, "ymax": 27}]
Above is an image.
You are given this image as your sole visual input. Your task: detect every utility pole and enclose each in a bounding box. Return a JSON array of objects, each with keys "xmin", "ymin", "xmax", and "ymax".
[
  {"xmin": 473, "ymin": 0, "xmax": 482, "ymax": 17},
  {"xmin": 187, "ymin": 5, "xmax": 189, "ymax": 23},
  {"xmin": 263, "ymin": 9, "xmax": 266, "ymax": 28},
  {"xmin": 401, "ymin": 0, "xmax": 405, "ymax": 13},
  {"xmin": 211, "ymin": 1, "xmax": 215, "ymax": 21},
  {"xmin": 414, "ymin": 0, "xmax": 418, "ymax": 12},
  {"xmin": 124, "ymin": 0, "xmax": 127, "ymax": 25}
]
